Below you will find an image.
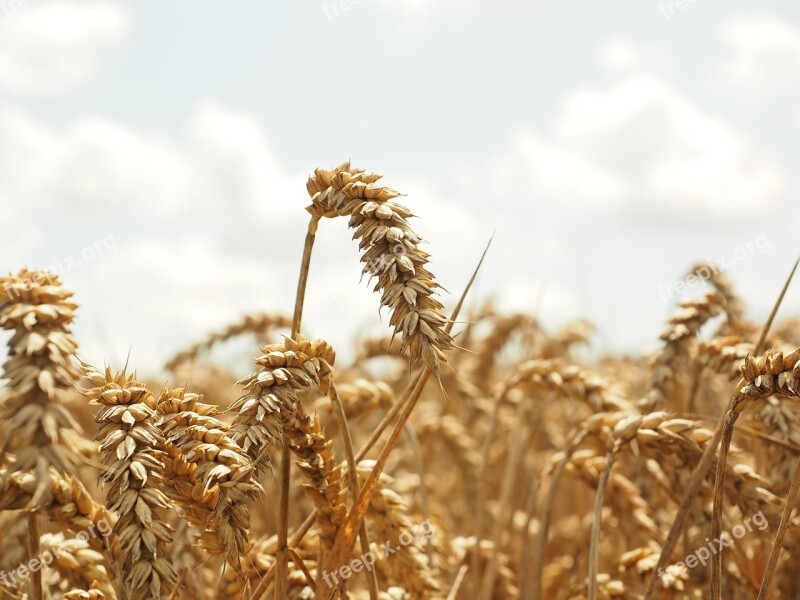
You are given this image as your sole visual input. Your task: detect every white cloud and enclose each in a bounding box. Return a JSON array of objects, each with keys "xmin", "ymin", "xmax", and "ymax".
[
  {"xmin": 187, "ymin": 101, "xmax": 307, "ymax": 220},
  {"xmin": 481, "ymin": 66, "xmax": 787, "ymax": 219},
  {"xmin": 0, "ymin": 1, "xmax": 128, "ymax": 94},
  {"xmin": 553, "ymin": 75, "xmax": 787, "ymax": 217},
  {"xmin": 371, "ymin": 0, "xmax": 523, "ymax": 22},
  {"xmin": 371, "ymin": 0, "xmax": 433, "ymax": 20},
  {"xmin": 71, "ymin": 236, "xmax": 290, "ymax": 371},
  {"xmin": 0, "ymin": 105, "xmax": 192, "ymax": 215},
  {"xmin": 599, "ymin": 38, "xmax": 668, "ymax": 76},
  {"xmin": 0, "ymin": 101, "xmax": 318, "ymax": 224},
  {"xmin": 485, "ymin": 130, "xmax": 630, "ymax": 208},
  {"xmin": 0, "ymin": 101, "xmax": 311, "ymax": 371},
  {"xmin": 720, "ymin": 13, "xmax": 800, "ymax": 99}
]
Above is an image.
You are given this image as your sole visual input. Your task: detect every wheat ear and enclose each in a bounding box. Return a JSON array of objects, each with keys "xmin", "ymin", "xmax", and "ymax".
[
  {"xmin": 81, "ymin": 363, "xmax": 177, "ymax": 600},
  {"xmin": 231, "ymin": 335, "xmax": 333, "ymax": 599},
  {"xmin": 64, "ymin": 585, "xmax": 107, "ymax": 600},
  {"xmin": 0, "ymin": 270, "xmax": 83, "ymax": 499},
  {"xmin": 284, "ymin": 402, "xmax": 346, "ymax": 551},
  {"xmin": 644, "ymin": 292, "xmax": 726, "ymax": 411},
  {"xmin": 230, "ymin": 336, "xmax": 335, "ymax": 474},
  {"xmin": 689, "ymin": 262, "xmax": 748, "ymax": 333},
  {"xmin": 39, "ymin": 532, "xmax": 114, "ymax": 597},
  {"xmin": 0, "ymin": 270, "xmax": 89, "ymax": 600},
  {"xmin": 306, "ymin": 162, "xmax": 453, "ymax": 375},
  {"xmin": 155, "ymin": 387, "xmax": 262, "ymax": 571}
]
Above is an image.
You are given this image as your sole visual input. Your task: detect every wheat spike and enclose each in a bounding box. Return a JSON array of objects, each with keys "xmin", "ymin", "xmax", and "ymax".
[
  {"xmin": 39, "ymin": 532, "xmax": 114, "ymax": 597},
  {"xmin": 0, "ymin": 269, "xmax": 83, "ymax": 505},
  {"xmin": 155, "ymin": 387, "xmax": 262, "ymax": 570},
  {"xmin": 643, "ymin": 292, "xmax": 727, "ymax": 411},
  {"xmin": 284, "ymin": 403, "xmax": 346, "ymax": 550},
  {"xmin": 81, "ymin": 363, "xmax": 177, "ymax": 600},
  {"xmin": 307, "ymin": 162, "xmax": 453, "ymax": 375},
  {"xmin": 230, "ymin": 336, "xmax": 335, "ymax": 475}
]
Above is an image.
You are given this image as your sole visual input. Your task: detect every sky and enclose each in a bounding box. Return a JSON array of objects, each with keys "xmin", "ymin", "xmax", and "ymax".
[{"xmin": 1, "ymin": 0, "xmax": 799, "ymax": 372}]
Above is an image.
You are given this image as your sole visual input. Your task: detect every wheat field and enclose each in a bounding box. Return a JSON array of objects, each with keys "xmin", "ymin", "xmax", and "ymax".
[{"xmin": 1, "ymin": 162, "xmax": 799, "ymax": 600}]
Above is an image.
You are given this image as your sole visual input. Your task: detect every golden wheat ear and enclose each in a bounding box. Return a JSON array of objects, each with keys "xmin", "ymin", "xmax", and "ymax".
[
  {"xmin": 230, "ymin": 336, "xmax": 335, "ymax": 473},
  {"xmin": 306, "ymin": 163, "xmax": 453, "ymax": 376},
  {"xmin": 80, "ymin": 362, "xmax": 178, "ymax": 600},
  {"xmin": 154, "ymin": 386, "xmax": 261, "ymax": 572},
  {"xmin": 284, "ymin": 402, "xmax": 346, "ymax": 552},
  {"xmin": 0, "ymin": 270, "xmax": 84, "ymax": 499}
]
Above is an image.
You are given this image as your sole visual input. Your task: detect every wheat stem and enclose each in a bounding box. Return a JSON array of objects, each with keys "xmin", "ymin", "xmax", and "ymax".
[
  {"xmin": 530, "ymin": 430, "xmax": 587, "ymax": 600},
  {"xmin": 404, "ymin": 422, "xmax": 434, "ymax": 561},
  {"xmin": 478, "ymin": 420, "xmax": 529, "ymax": 600},
  {"xmin": 276, "ymin": 215, "xmax": 321, "ymax": 600},
  {"xmin": 517, "ymin": 477, "xmax": 541, "ymax": 600},
  {"xmin": 292, "ymin": 216, "xmax": 320, "ymax": 339},
  {"xmin": 27, "ymin": 514, "xmax": 42, "ymax": 600},
  {"xmin": 447, "ymin": 565, "xmax": 469, "ymax": 600},
  {"xmin": 757, "ymin": 451, "xmax": 800, "ymax": 599},
  {"xmin": 711, "ymin": 408, "xmax": 738, "ymax": 600},
  {"xmin": 326, "ymin": 383, "xmax": 379, "ymax": 599},
  {"xmin": 642, "ymin": 414, "xmax": 724, "ymax": 599},
  {"xmin": 588, "ymin": 441, "xmax": 622, "ymax": 600}
]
